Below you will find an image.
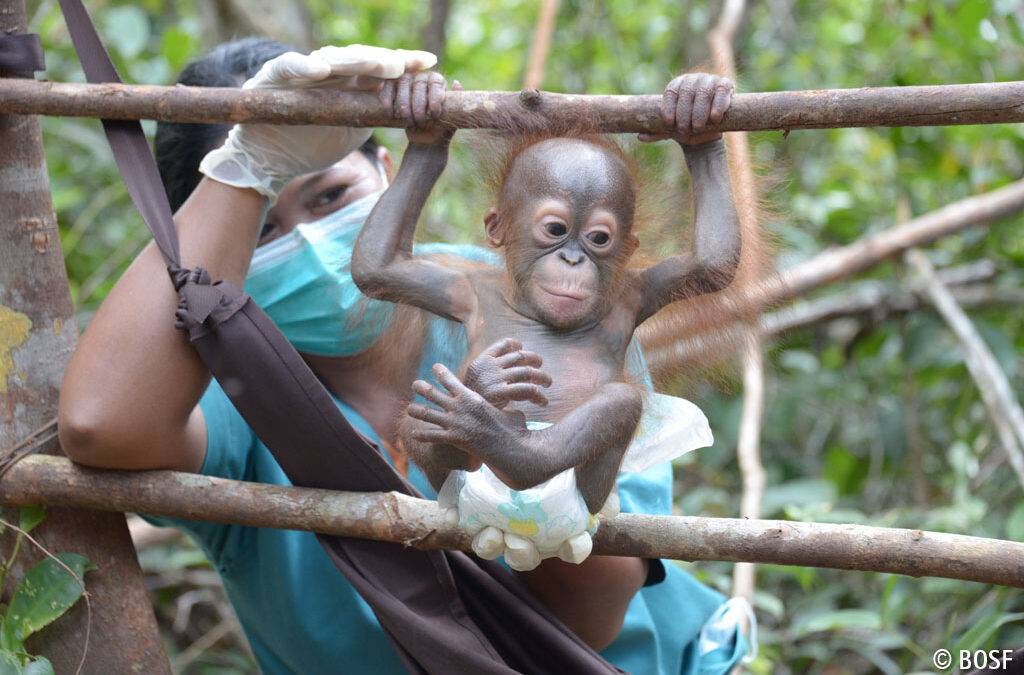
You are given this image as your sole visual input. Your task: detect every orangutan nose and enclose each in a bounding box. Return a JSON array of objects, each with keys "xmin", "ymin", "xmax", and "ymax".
[{"xmin": 558, "ymin": 246, "xmax": 585, "ymax": 265}]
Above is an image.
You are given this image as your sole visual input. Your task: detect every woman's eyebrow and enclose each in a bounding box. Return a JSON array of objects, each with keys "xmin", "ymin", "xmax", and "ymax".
[{"xmin": 295, "ymin": 167, "xmax": 335, "ymax": 200}]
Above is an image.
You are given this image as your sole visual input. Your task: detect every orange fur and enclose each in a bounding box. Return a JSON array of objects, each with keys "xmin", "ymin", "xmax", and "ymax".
[{"xmin": 472, "ymin": 125, "xmax": 778, "ymax": 388}]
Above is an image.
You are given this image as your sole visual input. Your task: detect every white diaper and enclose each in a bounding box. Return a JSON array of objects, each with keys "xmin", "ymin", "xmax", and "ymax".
[{"xmin": 438, "ymin": 393, "xmax": 713, "ymax": 571}]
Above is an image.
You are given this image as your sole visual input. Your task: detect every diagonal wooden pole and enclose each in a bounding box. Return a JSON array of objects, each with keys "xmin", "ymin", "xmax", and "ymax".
[
  {"xmin": 642, "ymin": 177, "xmax": 1024, "ymax": 369},
  {"xmin": 905, "ymin": 249, "xmax": 1024, "ymax": 488},
  {"xmin": 522, "ymin": 0, "xmax": 560, "ymax": 90},
  {"xmin": 0, "ymin": 1, "xmax": 168, "ymax": 671}
]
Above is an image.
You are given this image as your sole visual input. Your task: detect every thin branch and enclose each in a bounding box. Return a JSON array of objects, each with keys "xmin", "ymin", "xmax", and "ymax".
[
  {"xmin": 643, "ymin": 178, "xmax": 1024, "ymax": 369},
  {"xmin": 733, "ymin": 334, "xmax": 766, "ymax": 602},
  {"xmin": 171, "ymin": 618, "xmax": 235, "ymax": 673},
  {"xmin": 2, "ymin": 79, "xmax": 1024, "ymax": 131},
  {"xmin": 2, "ymin": 456, "xmax": 1024, "ymax": 587},
  {"xmin": 904, "ymin": 249, "xmax": 1024, "ymax": 489},
  {"xmin": 707, "ymin": 0, "xmax": 747, "ymax": 74},
  {"xmin": 762, "ymin": 262, "xmax": 1009, "ymax": 336},
  {"xmin": 647, "ymin": 284, "xmax": 1024, "ymax": 369},
  {"xmin": 522, "ymin": 0, "xmax": 560, "ymax": 90},
  {"xmin": 421, "ymin": 0, "xmax": 450, "ymax": 64},
  {"xmin": 707, "ymin": 0, "xmax": 766, "ymax": 606},
  {"xmin": 127, "ymin": 515, "xmax": 182, "ymax": 550}
]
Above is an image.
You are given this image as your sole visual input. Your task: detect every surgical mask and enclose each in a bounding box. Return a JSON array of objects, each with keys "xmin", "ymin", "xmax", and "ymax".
[
  {"xmin": 244, "ymin": 180, "xmax": 391, "ymax": 357},
  {"xmin": 698, "ymin": 597, "xmax": 757, "ymax": 669}
]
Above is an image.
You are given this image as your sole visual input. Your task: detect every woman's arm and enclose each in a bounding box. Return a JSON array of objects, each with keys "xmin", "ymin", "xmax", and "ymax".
[
  {"xmin": 59, "ymin": 46, "xmax": 437, "ymax": 472},
  {"xmin": 58, "ymin": 180, "xmax": 265, "ymax": 472},
  {"xmin": 521, "ymin": 557, "xmax": 649, "ymax": 651}
]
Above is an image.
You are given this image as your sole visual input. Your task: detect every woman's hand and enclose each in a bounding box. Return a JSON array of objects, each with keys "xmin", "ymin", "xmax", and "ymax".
[{"xmin": 199, "ymin": 45, "xmax": 436, "ymax": 203}]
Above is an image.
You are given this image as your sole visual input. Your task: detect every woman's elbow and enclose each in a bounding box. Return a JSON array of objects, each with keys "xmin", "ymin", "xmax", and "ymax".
[
  {"xmin": 57, "ymin": 397, "xmax": 143, "ymax": 468},
  {"xmin": 57, "ymin": 402, "xmax": 117, "ymax": 467}
]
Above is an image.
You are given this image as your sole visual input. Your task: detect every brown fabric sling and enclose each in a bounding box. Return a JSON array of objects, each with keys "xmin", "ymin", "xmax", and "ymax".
[
  {"xmin": 45, "ymin": 1, "xmax": 624, "ymax": 672},
  {"xmin": 0, "ymin": 33, "xmax": 43, "ymax": 74}
]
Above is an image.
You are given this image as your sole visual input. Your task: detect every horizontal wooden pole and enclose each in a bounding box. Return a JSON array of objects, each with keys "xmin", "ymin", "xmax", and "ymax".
[
  {"xmin": 1, "ymin": 455, "xmax": 1022, "ymax": 587},
  {"xmin": 1, "ymin": 79, "xmax": 1023, "ymax": 131}
]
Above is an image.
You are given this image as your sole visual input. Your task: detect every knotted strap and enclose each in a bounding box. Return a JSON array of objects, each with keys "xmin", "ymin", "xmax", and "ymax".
[
  {"xmin": 52, "ymin": 2, "xmax": 622, "ymax": 672},
  {"xmin": 0, "ymin": 32, "xmax": 44, "ymax": 73}
]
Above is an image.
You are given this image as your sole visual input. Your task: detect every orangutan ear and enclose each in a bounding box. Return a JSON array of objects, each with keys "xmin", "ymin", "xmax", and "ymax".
[
  {"xmin": 624, "ymin": 233, "xmax": 640, "ymax": 256},
  {"xmin": 484, "ymin": 207, "xmax": 503, "ymax": 247}
]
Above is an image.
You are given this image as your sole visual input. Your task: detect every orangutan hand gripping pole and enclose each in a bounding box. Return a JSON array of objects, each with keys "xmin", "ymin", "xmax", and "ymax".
[{"xmin": 353, "ymin": 72, "xmax": 739, "ymax": 515}]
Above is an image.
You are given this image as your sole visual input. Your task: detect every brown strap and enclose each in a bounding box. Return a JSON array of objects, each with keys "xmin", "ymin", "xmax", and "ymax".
[
  {"xmin": 0, "ymin": 33, "xmax": 44, "ymax": 74},
  {"xmin": 52, "ymin": 2, "xmax": 622, "ymax": 672}
]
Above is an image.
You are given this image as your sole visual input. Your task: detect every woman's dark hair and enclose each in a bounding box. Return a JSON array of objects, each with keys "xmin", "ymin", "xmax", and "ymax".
[{"xmin": 155, "ymin": 37, "xmax": 381, "ymax": 211}]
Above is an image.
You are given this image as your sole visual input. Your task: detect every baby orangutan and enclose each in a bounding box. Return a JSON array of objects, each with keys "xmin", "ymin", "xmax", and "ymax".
[{"xmin": 353, "ymin": 71, "xmax": 739, "ymax": 549}]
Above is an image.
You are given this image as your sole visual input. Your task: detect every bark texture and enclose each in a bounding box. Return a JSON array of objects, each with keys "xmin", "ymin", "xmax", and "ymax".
[
  {"xmin": 3, "ymin": 456, "xmax": 1024, "ymax": 588},
  {"xmin": 0, "ymin": 1, "xmax": 168, "ymax": 671},
  {"xmin": 1, "ymin": 79, "xmax": 1022, "ymax": 131}
]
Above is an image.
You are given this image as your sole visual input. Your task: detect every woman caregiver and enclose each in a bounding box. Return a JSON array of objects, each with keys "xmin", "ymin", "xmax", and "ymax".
[{"xmin": 57, "ymin": 38, "xmax": 748, "ymax": 674}]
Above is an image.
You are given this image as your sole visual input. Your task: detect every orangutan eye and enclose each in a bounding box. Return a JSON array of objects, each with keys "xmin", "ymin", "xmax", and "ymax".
[
  {"xmin": 588, "ymin": 231, "xmax": 610, "ymax": 246},
  {"xmin": 545, "ymin": 221, "xmax": 568, "ymax": 237}
]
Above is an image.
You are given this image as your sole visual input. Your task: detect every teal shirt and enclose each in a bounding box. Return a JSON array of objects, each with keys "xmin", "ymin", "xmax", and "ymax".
[{"xmin": 146, "ymin": 243, "xmax": 747, "ymax": 674}]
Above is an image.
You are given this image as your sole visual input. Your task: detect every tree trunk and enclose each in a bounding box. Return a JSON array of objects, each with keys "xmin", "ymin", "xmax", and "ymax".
[{"xmin": 0, "ymin": 1, "xmax": 168, "ymax": 671}]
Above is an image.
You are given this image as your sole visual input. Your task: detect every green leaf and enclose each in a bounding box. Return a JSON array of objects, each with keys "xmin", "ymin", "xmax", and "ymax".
[
  {"xmin": 823, "ymin": 445, "xmax": 868, "ymax": 496},
  {"xmin": 161, "ymin": 27, "xmax": 199, "ymax": 72},
  {"xmin": 17, "ymin": 508, "xmax": 45, "ymax": 535},
  {"xmin": 21, "ymin": 657, "xmax": 54, "ymax": 675},
  {"xmin": 1008, "ymin": 503, "xmax": 1024, "ymax": 541},
  {"xmin": 2, "ymin": 554, "xmax": 93, "ymax": 648},
  {"xmin": 954, "ymin": 611, "xmax": 1024, "ymax": 654},
  {"xmin": 0, "ymin": 649, "xmax": 23, "ymax": 675},
  {"xmin": 761, "ymin": 479, "xmax": 837, "ymax": 516},
  {"xmin": 792, "ymin": 609, "xmax": 882, "ymax": 637},
  {"xmin": 101, "ymin": 6, "xmax": 150, "ymax": 59}
]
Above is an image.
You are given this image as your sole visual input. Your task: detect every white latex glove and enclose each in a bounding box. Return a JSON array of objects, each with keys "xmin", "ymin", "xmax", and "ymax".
[{"xmin": 199, "ymin": 45, "xmax": 436, "ymax": 203}]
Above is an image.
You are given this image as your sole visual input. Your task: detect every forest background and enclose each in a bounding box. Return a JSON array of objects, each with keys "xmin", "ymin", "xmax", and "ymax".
[{"xmin": 24, "ymin": 0, "xmax": 1024, "ymax": 672}]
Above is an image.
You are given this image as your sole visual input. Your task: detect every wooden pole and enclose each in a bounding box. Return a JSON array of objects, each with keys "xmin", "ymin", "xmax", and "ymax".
[
  {"xmin": 1, "ymin": 79, "xmax": 1023, "ymax": 131},
  {"xmin": 643, "ymin": 177, "xmax": 1024, "ymax": 368},
  {"xmin": 2, "ymin": 456, "xmax": 1024, "ymax": 588},
  {"xmin": 707, "ymin": 0, "xmax": 767, "ymax": 605},
  {"xmin": 421, "ymin": 0, "xmax": 451, "ymax": 64},
  {"xmin": 0, "ymin": 1, "xmax": 168, "ymax": 671},
  {"xmin": 522, "ymin": 0, "xmax": 560, "ymax": 90},
  {"xmin": 905, "ymin": 249, "xmax": 1024, "ymax": 488}
]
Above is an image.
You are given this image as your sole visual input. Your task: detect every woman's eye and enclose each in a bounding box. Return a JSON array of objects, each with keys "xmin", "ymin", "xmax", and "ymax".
[
  {"xmin": 545, "ymin": 222, "xmax": 568, "ymax": 237},
  {"xmin": 588, "ymin": 231, "xmax": 610, "ymax": 246},
  {"xmin": 311, "ymin": 186, "xmax": 347, "ymax": 209}
]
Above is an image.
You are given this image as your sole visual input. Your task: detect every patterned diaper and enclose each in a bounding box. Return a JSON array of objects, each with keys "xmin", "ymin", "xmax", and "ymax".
[{"xmin": 438, "ymin": 392, "xmax": 713, "ymax": 571}]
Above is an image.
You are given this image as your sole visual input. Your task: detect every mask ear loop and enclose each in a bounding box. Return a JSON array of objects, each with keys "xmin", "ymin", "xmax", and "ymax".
[
  {"xmin": 729, "ymin": 596, "xmax": 758, "ymax": 664},
  {"xmin": 377, "ymin": 161, "xmax": 389, "ymax": 189},
  {"xmin": 698, "ymin": 596, "xmax": 758, "ymax": 664}
]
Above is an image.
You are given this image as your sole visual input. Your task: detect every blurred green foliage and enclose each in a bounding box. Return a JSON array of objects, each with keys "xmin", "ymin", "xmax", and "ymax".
[{"xmin": 24, "ymin": 0, "xmax": 1024, "ymax": 672}]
